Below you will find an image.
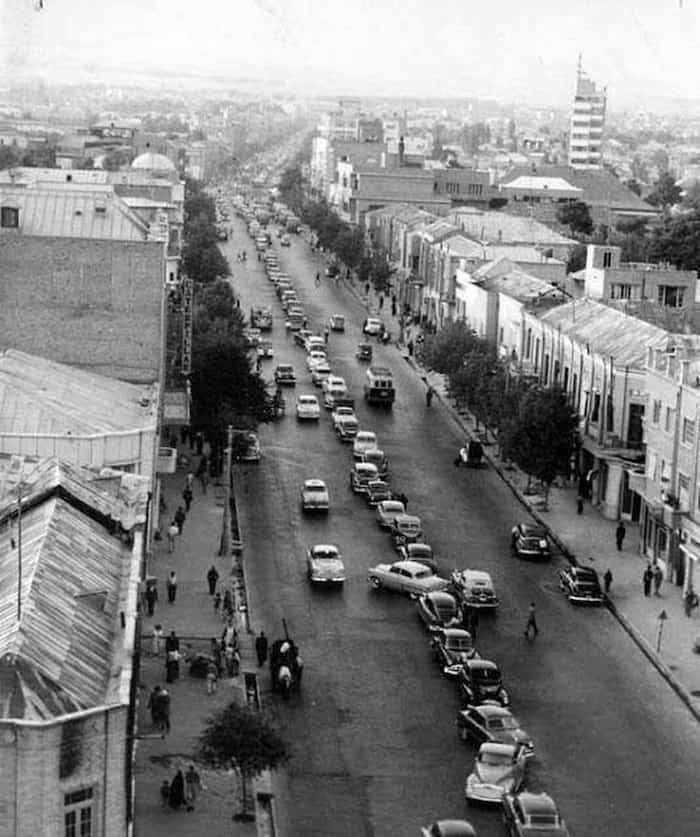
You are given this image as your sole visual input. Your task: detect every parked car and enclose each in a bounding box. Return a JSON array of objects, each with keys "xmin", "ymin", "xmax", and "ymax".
[
  {"xmin": 559, "ymin": 565, "xmax": 604, "ymax": 604},
  {"xmin": 465, "ymin": 742, "xmax": 527, "ymax": 804},
  {"xmin": 398, "ymin": 542, "xmax": 437, "ymax": 573},
  {"xmin": 363, "ymin": 317, "xmax": 383, "ymax": 336},
  {"xmin": 300, "ymin": 479, "xmax": 329, "ymax": 513},
  {"xmin": 390, "ymin": 514, "xmax": 423, "ymax": 549},
  {"xmin": 502, "ymin": 792, "xmax": 570, "ymax": 837},
  {"xmin": 456, "ymin": 705, "xmax": 533, "ymax": 756},
  {"xmin": 306, "ymin": 544, "xmax": 345, "ymax": 585},
  {"xmin": 457, "ymin": 660, "xmax": 509, "ymax": 706},
  {"xmin": 305, "ymin": 335, "xmax": 326, "ymax": 353},
  {"xmin": 231, "ymin": 430, "xmax": 261, "ymax": 463},
  {"xmin": 511, "ymin": 523, "xmax": 550, "ymax": 560},
  {"xmin": 296, "ymin": 394, "xmax": 321, "ymax": 421},
  {"xmin": 243, "ymin": 327, "xmax": 261, "ymax": 348},
  {"xmin": 360, "ymin": 448, "xmax": 388, "ymax": 479},
  {"xmin": 325, "ymin": 264, "xmax": 340, "ymax": 278},
  {"xmin": 451, "ymin": 570, "xmax": 500, "ymax": 610},
  {"xmin": 366, "ymin": 480, "xmax": 393, "ymax": 507},
  {"xmin": 256, "ymin": 339, "xmax": 274, "ymax": 359},
  {"xmin": 367, "ymin": 560, "xmax": 449, "ymax": 596},
  {"xmin": 376, "ymin": 499, "xmax": 406, "ymax": 529},
  {"xmin": 353, "ymin": 431, "xmax": 378, "ymax": 460},
  {"xmin": 323, "ymin": 376, "xmax": 348, "ymax": 408},
  {"xmin": 306, "ymin": 351, "xmax": 328, "ymax": 371},
  {"xmin": 274, "ymin": 364, "xmax": 296, "ymax": 385},
  {"xmin": 335, "ymin": 414, "xmax": 359, "ymax": 442},
  {"xmin": 350, "ymin": 462, "xmax": 379, "ymax": 494},
  {"xmin": 417, "ymin": 591, "xmax": 462, "ymax": 631},
  {"xmin": 420, "ymin": 822, "xmax": 477, "ymax": 837},
  {"xmin": 431, "ymin": 628, "xmax": 478, "ymax": 670},
  {"xmin": 329, "ymin": 314, "xmax": 345, "ymax": 331},
  {"xmin": 311, "ymin": 363, "xmax": 332, "ymax": 387},
  {"xmin": 294, "ymin": 329, "xmax": 312, "ymax": 348}
]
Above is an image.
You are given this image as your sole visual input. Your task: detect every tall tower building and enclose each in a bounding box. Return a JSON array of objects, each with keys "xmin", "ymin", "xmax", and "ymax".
[{"xmin": 568, "ymin": 58, "xmax": 606, "ymax": 170}]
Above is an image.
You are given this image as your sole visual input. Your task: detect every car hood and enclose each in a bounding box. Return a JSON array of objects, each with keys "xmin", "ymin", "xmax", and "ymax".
[{"xmin": 311, "ymin": 559, "xmax": 345, "ymax": 576}]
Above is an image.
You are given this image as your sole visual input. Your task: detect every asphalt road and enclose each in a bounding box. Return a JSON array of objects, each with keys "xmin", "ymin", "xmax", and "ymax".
[{"xmin": 224, "ymin": 221, "xmax": 700, "ymax": 837}]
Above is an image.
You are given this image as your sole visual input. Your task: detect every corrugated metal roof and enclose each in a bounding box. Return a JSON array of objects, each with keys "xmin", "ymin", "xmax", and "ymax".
[
  {"xmin": 0, "ymin": 184, "xmax": 149, "ymax": 240},
  {"xmin": 0, "ymin": 460, "xmax": 133, "ymax": 720},
  {"xmin": 0, "ymin": 350, "xmax": 158, "ymax": 436},
  {"xmin": 450, "ymin": 210, "xmax": 576, "ymax": 246},
  {"xmin": 540, "ymin": 299, "xmax": 670, "ymax": 367},
  {"xmin": 483, "ymin": 270, "xmax": 565, "ymax": 303},
  {"xmin": 501, "ymin": 176, "xmax": 582, "ymax": 193}
]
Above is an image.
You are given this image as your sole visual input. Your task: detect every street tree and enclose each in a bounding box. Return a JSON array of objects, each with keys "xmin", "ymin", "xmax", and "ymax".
[
  {"xmin": 198, "ymin": 701, "xmax": 290, "ymax": 821},
  {"xmin": 556, "ymin": 201, "xmax": 593, "ymax": 236},
  {"xmin": 565, "ymin": 243, "xmax": 588, "ymax": 274},
  {"xmin": 647, "ymin": 208, "xmax": 700, "ymax": 271},
  {"xmin": 646, "ymin": 171, "xmax": 681, "ymax": 208},
  {"xmin": 423, "ymin": 321, "xmax": 483, "ymax": 376}
]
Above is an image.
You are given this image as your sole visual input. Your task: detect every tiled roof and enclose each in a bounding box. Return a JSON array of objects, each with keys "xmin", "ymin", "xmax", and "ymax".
[
  {"xmin": 449, "ymin": 209, "xmax": 576, "ymax": 246},
  {"xmin": 482, "ymin": 269, "xmax": 565, "ymax": 303},
  {"xmin": 0, "ymin": 349, "xmax": 158, "ymax": 436},
  {"xmin": 540, "ymin": 299, "xmax": 670, "ymax": 367},
  {"xmin": 0, "ymin": 184, "xmax": 150, "ymax": 239},
  {"xmin": 0, "ymin": 459, "xmax": 135, "ymax": 720}
]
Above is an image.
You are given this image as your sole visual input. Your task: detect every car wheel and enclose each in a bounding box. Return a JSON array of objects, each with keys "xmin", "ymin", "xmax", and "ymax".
[{"xmin": 371, "ymin": 577, "xmax": 382, "ymax": 591}]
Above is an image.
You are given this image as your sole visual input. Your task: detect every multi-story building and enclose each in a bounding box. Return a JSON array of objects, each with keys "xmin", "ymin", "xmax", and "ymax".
[{"xmin": 568, "ymin": 62, "xmax": 606, "ymax": 170}]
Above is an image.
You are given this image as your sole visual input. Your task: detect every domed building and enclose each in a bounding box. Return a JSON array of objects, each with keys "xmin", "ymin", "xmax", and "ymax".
[{"xmin": 131, "ymin": 150, "xmax": 177, "ymax": 176}]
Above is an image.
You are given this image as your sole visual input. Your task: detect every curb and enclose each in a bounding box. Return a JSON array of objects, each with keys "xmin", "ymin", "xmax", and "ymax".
[{"xmin": 404, "ymin": 355, "xmax": 700, "ymax": 722}]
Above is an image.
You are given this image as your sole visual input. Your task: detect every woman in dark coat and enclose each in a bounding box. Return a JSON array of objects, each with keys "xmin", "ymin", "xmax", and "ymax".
[{"xmin": 169, "ymin": 768, "xmax": 186, "ymax": 809}]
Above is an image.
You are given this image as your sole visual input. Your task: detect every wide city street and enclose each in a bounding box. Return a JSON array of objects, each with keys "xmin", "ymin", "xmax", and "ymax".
[{"xmin": 224, "ymin": 221, "xmax": 700, "ymax": 837}]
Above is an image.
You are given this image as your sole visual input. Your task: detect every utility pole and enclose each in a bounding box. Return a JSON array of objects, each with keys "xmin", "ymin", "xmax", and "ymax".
[
  {"xmin": 17, "ymin": 484, "xmax": 22, "ymax": 623},
  {"xmin": 219, "ymin": 425, "xmax": 234, "ymax": 559}
]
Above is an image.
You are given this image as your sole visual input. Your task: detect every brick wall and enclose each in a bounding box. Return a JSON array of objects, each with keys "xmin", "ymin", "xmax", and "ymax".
[{"xmin": 0, "ymin": 235, "xmax": 165, "ymax": 384}]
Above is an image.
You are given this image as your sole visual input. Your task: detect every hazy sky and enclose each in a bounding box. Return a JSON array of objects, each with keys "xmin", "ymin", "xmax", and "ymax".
[{"xmin": 2, "ymin": 0, "xmax": 700, "ymax": 107}]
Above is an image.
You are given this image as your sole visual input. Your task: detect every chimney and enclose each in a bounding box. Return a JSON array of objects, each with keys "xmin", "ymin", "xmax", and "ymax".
[{"xmin": 398, "ymin": 136, "xmax": 405, "ymax": 167}]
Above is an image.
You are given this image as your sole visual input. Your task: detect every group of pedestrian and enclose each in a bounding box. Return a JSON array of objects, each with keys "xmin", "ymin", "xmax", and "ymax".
[
  {"xmin": 161, "ymin": 763, "xmax": 206, "ymax": 813},
  {"xmin": 643, "ymin": 562, "xmax": 664, "ymax": 596},
  {"xmin": 235, "ymin": 250, "xmax": 248, "ymax": 262},
  {"xmin": 147, "ymin": 684, "xmax": 171, "ymax": 732}
]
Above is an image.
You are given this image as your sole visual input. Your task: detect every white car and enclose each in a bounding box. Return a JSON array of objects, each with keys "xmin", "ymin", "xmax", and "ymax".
[
  {"xmin": 335, "ymin": 414, "xmax": 359, "ymax": 441},
  {"xmin": 367, "ymin": 560, "xmax": 449, "ymax": 596},
  {"xmin": 331, "ymin": 405, "xmax": 356, "ymax": 429},
  {"xmin": 311, "ymin": 363, "xmax": 331, "ymax": 387},
  {"xmin": 306, "ymin": 350, "xmax": 327, "ymax": 371},
  {"xmin": 323, "ymin": 375, "xmax": 347, "ymax": 396},
  {"xmin": 353, "ymin": 431, "xmax": 378, "ymax": 460},
  {"xmin": 307, "ymin": 544, "xmax": 346, "ymax": 584},
  {"xmin": 363, "ymin": 317, "xmax": 383, "ymax": 336},
  {"xmin": 305, "ymin": 335, "xmax": 326, "ymax": 353},
  {"xmin": 296, "ymin": 394, "xmax": 321, "ymax": 421},
  {"xmin": 300, "ymin": 479, "xmax": 329, "ymax": 513},
  {"xmin": 465, "ymin": 742, "xmax": 527, "ymax": 804}
]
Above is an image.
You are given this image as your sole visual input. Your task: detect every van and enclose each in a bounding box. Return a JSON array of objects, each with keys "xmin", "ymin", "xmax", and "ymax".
[{"xmin": 364, "ymin": 366, "xmax": 395, "ymax": 408}]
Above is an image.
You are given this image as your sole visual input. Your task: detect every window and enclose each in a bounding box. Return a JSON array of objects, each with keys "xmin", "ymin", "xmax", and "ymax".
[
  {"xmin": 665, "ymin": 406, "xmax": 672, "ymax": 432},
  {"xmin": 682, "ymin": 417, "xmax": 695, "ymax": 446},
  {"xmin": 611, "ymin": 283, "xmax": 633, "ymax": 299},
  {"xmin": 64, "ymin": 788, "xmax": 94, "ymax": 837},
  {"xmin": 652, "ymin": 400, "xmax": 662, "ymax": 425},
  {"xmin": 446, "ymin": 182, "xmax": 460, "ymax": 195},
  {"xmin": 591, "ymin": 393, "xmax": 601, "ymax": 423},
  {"xmin": 658, "ymin": 285, "xmax": 685, "ymax": 308},
  {"xmin": 602, "ymin": 250, "xmax": 613, "ymax": 268},
  {"xmin": 1, "ymin": 206, "xmax": 19, "ymax": 228},
  {"xmin": 525, "ymin": 328, "xmax": 532, "ymax": 358}
]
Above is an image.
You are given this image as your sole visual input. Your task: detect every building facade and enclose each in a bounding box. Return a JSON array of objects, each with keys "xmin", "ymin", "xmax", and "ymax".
[{"xmin": 568, "ymin": 63, "xmax": 606, "ymax": 170}]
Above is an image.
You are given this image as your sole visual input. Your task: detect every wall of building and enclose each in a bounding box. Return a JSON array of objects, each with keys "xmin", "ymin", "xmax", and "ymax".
[{"xmin": 0, "ymin": 236, "xmax": 165, "ymax": 384}]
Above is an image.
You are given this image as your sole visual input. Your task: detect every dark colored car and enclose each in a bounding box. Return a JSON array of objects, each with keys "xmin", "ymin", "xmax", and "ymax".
[
  {"xmin": 356, "ymin": 342, "xmax": 373, "ymax": 362},
  {"xmin": 457, "ymin": 659, "xmax": 509, "ymax": 706},
  {"xmin": 366, "ymin": 480, "xmax": 393, "ymax": 507},
  {"xmin": 274, "ymin": 364, "xmax": 296, "ymax": 385},
  {"xmin": 511, "ymin": 523, "xmax": 550, "ymax": 560},
  {"xmin": 431, "ymin": 628, "xmax": 478, "ymax": 671},
  {"xmin": 417, "ymin": 591, "xmax": 462, "ymax": 631},
  {"xmin": 559, "ymin": 565, "xmax": 604, "ymax": 604},
  {"xmin": 398, "ymin": 542, "xmax": 438, "ymax": 573},
  {"xmin": 456, "ymin": 705, "xmax": 533, "ymax": 756}
]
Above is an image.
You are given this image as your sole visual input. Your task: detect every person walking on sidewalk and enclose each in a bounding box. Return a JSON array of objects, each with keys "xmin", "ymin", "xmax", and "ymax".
[
  {"xmin": 206, "ymin": 565, "xmax": 219, "ymax": 596},
  {"xmin": 167, "ymin": 520, "xmax": 178, "ymax": 553},
  {"xmin": 182, "ymin": 484, "xmax": 193, "ymax": 513},
  {"xmin": 643, "ymin": 563, "xmax": 653, "ymax": 596},
  {"xmin": 157, "ymin": 687, "xmax": 171, "ymax": 733},
  {"xmin": 255, "ymin": 630, "xmax": 269, "ymax": 667},
  {"xmin": 185, "ymin": 764, "xmax": 205, "ymax": 812},
  {"xmin": 174, "ymin": 505, "xmax": 186, "ymax": 534},
  {"xmin": 604, "ymin": 569, "xmax": 613, "ymax": 595},
  {"xmin": 185, "ymin": 471, "xmax": 195, "ymax": 491},
  {"xmin": 148, "ymin": 685, "xmax": 163, "ymax": 727},
  {"xmin": 151, "ymin": 623, "xmax": 164, "ymax": 656},
  {"xmin": 213, "ymin": 591, "xmax": 222, "ymax": 614},
  {"xmin": 167, "ymin": 571, "xmax": 178, "ymax": 603},
  {"xmin": 206, "ymin": 660, "xmax": 218, "ymax": 695},
  {"xmin": 524, "ymin": 602, "xmax": 539, "ymax": 638},
  {"xmin": 615, "ymin": 521, "xmax": 626, "ymax": 551},
  {"xmin": 145, "ymin": 582, "xmax": 158, "ymax": 617},
  {"xmin": 653, "ymin": 563, "xmax": 663, "ymax": 595},
  {"xmin": 425, "ymin": 385, "xmax": 435, "ymax": 407}
]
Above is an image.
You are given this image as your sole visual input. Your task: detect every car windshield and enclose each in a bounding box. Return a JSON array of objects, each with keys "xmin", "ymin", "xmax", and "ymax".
[
  {"xmin": 473, "ymin": 668, "xmax": 500, "ymax": 682},
  {"xmin": 480, "ymin": 751, "xmax": 512, "ymax": 767},
  {"xmin": 357, "ymin": 433, "xmax": 375, "ymax": 443},
  {"xmin": 410, "ymin": 545, "xmax": 432, "ymax": 558},
  {"xmin": 383, "ymin": 502, "xmax": 404, "ymax": 512},
  {"xmin": 530, "ymin": 814, "xmax": 558, "ymax": 826},
  {"xmin": 446, "ymin": 636, "xmax": 472, "ymax": 650},
  {"xmin": 489, "ymin": 716, "xmax": 517, "ymax": 730},
  {"xmin": 305, "ymin": 485, "xmax": 326, "ymax": 493},
  {"xmin": 299, "ymin": 397, "xmax": 317, "ymax": 405},
  {"xmin": 312, "ymin": 547, "xmax": 338, "ymax": 559},
  {"xmin": 522, "ymin": 537, "xmax": 546, "ymax": 549},
  {"xmin": 435, "ymin": 601, "xmax": 456, "ymax": 618}
]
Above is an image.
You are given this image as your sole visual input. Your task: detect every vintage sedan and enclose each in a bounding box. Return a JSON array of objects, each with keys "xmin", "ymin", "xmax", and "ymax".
[
  {"xmin": 390, "ymin": 514, "xmax": 423, "ymax": 549},
  {"xmin": 457, "ymin": 659, "xmax": 510, "ymax": 706},
  {"xmin": 502, "ymin": 791, "xmax": 570, "ymax": 837},
  {"xmin": 456, "ymin": 705, "xmax": 533, "ymax": 756},
  {"xmin": 431, "ymin": 628, "xmax": 478, "ymax": 669},
  {"xmin": 293, "ymin": 329, "xmax": 312, "ymax": 348},
  {"xmin": 331, "ymin": 404, "xmax": 356, "ymax": 426},
  {"xmin": 231, "ymin": 430, "xmax": 261, "ymax": 463},
  {"xmin": 335, "ymin": 414, "xmax": 359, "ymax": 442},
  {"xmin": 353, "ymin": 430, "xmax": 378, "ymax": 460},
  {"xmin": 420, "ymin": 821, "xmax": 477, "ymax": 837},
  {"xmin": 559, "ymin": 565, "xmax": 604, "ymax": 604},
  {"xmin": 274, "ymin": 364, "xmax": 296, "ymax": 385},
  {"xmin": 465, "ymin": 742, "xmax": 527, "ymax": 804},
  {"xmin": 363, "ymin": 317, "xmax": 383, "ymax": 336},
  {"xmin": 311, "ymin": 363, "xmax": 332, "ymax": 387},
  {"xmin": 296, "ymin": 394, "xmax": 321, "ymax": 421},
  {"xmin": 306, "ymin": 544, "xmax": 346, "ymax": 585},
  {"xmin": 398, "ymin": 542, "xmax": 438, "ymax": 573},
  {"xmin": 366, "ymin": 480, "xmax": 393, "ymax": 507},
  {"xmin": 350, "ymin": 462, "xmax": 380, "ymax": 494},
  {"xmin": 511, "ymin": 523, "xmax": 550, "ymax": 560},
  {"xmin": 451, "ymin": 569, "xmax": 500, "ymax": 610},
  {"xmin": 367, "ymin": 559, "xmax": 449, "ymax": 597},
  {"xmin": 329, "ymin": 314, "xmax": 345, "ymax": 331},
  {"xmin": 305, "ymin": 335, "xmax": 326, "ymax": 353},
  {"xmin": 361, "ymin": 448, "xmax": 388, "ymax": 479},
  {"xmin": 417, "ymin": 591, "xmax": 462, "ymax": 631},
  {"xmin": 300, "ymin": 479, "xmax": 329, "ymax": 513},
  {"xmin": 306, "ymin": 350, "xmax": 328, "ymax": 371},
  {"xmin": 376, "ymin": 499, "xmax": 406, "ymax": 529}
]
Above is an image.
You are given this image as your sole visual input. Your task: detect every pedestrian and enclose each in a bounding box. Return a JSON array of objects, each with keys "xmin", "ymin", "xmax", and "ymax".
[
  {"xmin": 145, "ymin": 582, "xmax": 158, "ymax": 617},
  {"xmin": 225, "ymin": 643, "xmax": 240, "ymax": 677},
  {"xmin": 195, "ymin": 432, "xmax": 204, "ymax": 456},
  {"xmin": 185, "ymin": 764, "xmax": 205, "ymax": 812},
  {"xmin": 391, "ymin": 301, "xmax": 397, "ymax": 317},
  {"xmin": 148, "ymin": 685, "xmax": 163, "ymax": 727},
  {"xmin": 255, "ymin": 630, "xmax": 269, "ymax": 667},
  {"xmin": 524, "ymin": 602, "xmax": 539, "ymax": 638},
  {"xmin": 151, "ymin": 623, "xmax": 164, "ymax": 656},
  {"xmin": 222, "ymin": 589, "xmax": 233, "ymax": 621},
  {"xmin": 207, "ymin": 565, "xmax": 220, "ymax": 596},
  {"xmin": 324, "ymin": 326, "xmax": 330, "ymax": 344},
  {"xmin": 407, "ymin": 339, "xmax": 414, "ymax": 357},
  {"xmin": 206, "ymin": 660, "xmax": 218, "ymax": 695},
  {"xmin": 213, "ymin": 591, "xmax": 222, "ymax": 614},
  {"xmin": 165, "ymin": 647, "xmax": 180, "ymax": 683},
  {"xmin": 169, "ymin": 768, "xmax": 186, "ymax": 810},
  {"xmin": 180, "ymin": 425, "xmax": 190, "ymax": 445},
  {"xmin": 255, "ymin": 355, "xmax": 262, "ymax": 374},
  {"xmin": 185, "ymin": 471, "xmax": 194, "ymax": 491},
  {"xmin": 653, "ymin": 563, "xmax": 663, "ymax": 595},
  {"xmin": 182, "ymin": 485, "xmax": 193, "ymax": 512},
  {"xmin": 157, "ymin": 686, "xmax": 171, "ymax": 733},
  {"xmin": 160, "ymin": 780, "xmax": 171, "ymax": 809},
  {"xmin": 615, "ymin": 521, "xmax": 626, "ymax": 551},
  {"xmin": 174, "ymin": 505, "xmax": 186, "ymax": 534},
  {"xmin": 210, "ymin": 637, "xmax": 222, "ymax": 674},
  {"xmin": 684, "ymin": 586, "xmax": 699, "ymax": 617},
  {"xmin": 643, "ymin": 563, "xmax": 653, "ymax": 596},
  {"xmin": 167, "ymin": 571, "xmax": 177, "ymax": 604},
  {"xmin": 577, "ymin": 496, "xmax": 584, "ymax": 515},
  {"xmin": 425, "ymin": 385, "xmax": 434, "ymax": 407},
  {"xmin": 378, "ymin": 294, "xmax": 384, "ymax": 310},
  {"xmin": 603, "ymin": 568, "xmax": 613, "ymax": 595},
  {"xmin": 365, "ymin": 281, "xmax": 370, "ymax": 296},
  {"xmin": 294, "ymin": 653, "xmax": 304, "ymax": 688},
  {"xmin": 222, "ymin": 621, "xmax": 236, "ymax": 648},
  {"xmin": 167, "ymin": 520, "xmax": 178, "ymax": 553},
  {"xmin": 165, "ymin": 630, "xmax": 180, "ymax": 654}
]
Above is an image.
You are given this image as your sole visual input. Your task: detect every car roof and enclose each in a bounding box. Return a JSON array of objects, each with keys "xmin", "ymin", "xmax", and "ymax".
[
  {"xmin": 519, "ymin": 523, "xmax": 547, "ymax": 536},
  {"xmin": 394, "ymin": 560, "xmax": 432, "ymax": 573},
  {"xmin": 460, "ymin": 569, "xmax": 493, "ymax": 584},
  {"xmin": 442, "ymin": 628, "xmax": 471, "ymax": 638},
  {"xmin": 427, "ymin": 822, "xmax": 477, "ymax": 837},
  {"xmin": 357, "ymin": 430, "xmax": 376, "ymax": 438},
  {"xmin": 355, "ymin": 462, "xmax": 378, "ymax": 473},
  {"xmin": 479, "ymin": 742, "xmax": 517, "ymax": 756},
  {"xmin": 311, "ymin": 544, "xmax": 339, "ymax": 553},
  {"xmin": 313, "ymin": 363, "xmax": 331, "ymax": 372},
  {"xmin": 394, "ymin": 514, "xmax": 421, "ymax": 525},
  {"xmin": 468, "ymin": 659, "xmax": 499, "ymax": 671},
  {"xmin": 379, "ymin": 499, "xmax": 404, "ymax": 508},
  {"xmin": 474, "ymin": 704, "xmax": 512, "ymax": 718},
  {"xmin": 407, "ymin": 543, "xmax": 432, "ymax": 553},
  {"xmin": 515, "ymin": 792, "xmax": 559, "ymax": 815},
  {"xmin": 304, "ymin": 479, "xmax": 326, "ymax": 488},
  {"xmin": 298, "ymin": 395, "xmax": 318, "ymax": 402}
]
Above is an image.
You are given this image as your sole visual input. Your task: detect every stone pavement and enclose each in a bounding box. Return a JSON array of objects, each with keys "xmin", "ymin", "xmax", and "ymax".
[
  {"xmin": 133, "ymin": 446, "xmax": 274, "ymax": 837},
  {"xmin": 338, "ymin": 273, "xmax": 700, "ymax": 721}
]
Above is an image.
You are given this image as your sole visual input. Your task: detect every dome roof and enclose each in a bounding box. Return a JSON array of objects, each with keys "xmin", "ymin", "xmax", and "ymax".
[{"xmin": 131, "ymin": 151, "xmax": 176, "ymax": 172}]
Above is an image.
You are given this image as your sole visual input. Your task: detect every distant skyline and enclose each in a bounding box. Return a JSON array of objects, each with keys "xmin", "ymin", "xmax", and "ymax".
[{"xmin": 2, "ymin": 0, "xmax": 700, "ymax": 110}]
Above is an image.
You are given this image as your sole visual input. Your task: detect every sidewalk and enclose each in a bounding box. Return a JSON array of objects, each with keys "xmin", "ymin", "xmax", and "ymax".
[
  {"xmin": 133, "ymin": 447, "xmax": 270, "ymax": 837},
  {"xmin": 338, "ymin": 269, "xmax": 700, "ymax": 719}
]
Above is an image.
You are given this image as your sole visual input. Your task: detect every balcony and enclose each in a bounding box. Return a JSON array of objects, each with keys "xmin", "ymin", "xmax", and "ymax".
[{"xmin": 157, "ymin": 447, "xmax": 177, "ymax": 474}]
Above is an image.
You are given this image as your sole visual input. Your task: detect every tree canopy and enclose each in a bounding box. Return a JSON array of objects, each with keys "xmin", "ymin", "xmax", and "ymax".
[
  {"xmin": 646, "ymin": 171, "xmax": 682, "ymax": 208},
  {"xmin": 556, "ymin": 201, "xmax": 594, "ymax": 236},
  {"xmin": 182, "ymin": 179, "xmax": 231, "ymax": 283}
]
